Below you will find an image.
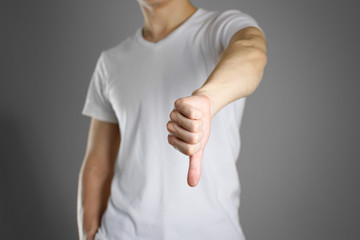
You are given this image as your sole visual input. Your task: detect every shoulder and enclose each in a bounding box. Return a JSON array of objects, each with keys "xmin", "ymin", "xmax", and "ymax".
[
  {"xmin": 197, "ymin": 8, "xmax": 246, "ymax": 19},
  {"xmin": 197, "ymin": 8, "xmax": 261, "ymax": 34},
  {"xmin": 201, "ymin": 8, "xmax": 251, "ymax": 21},
  {"xmin": 97, "ymin": 33, "xmax": 136, "ymax": 71},
  {"xmin": 101, "ymin": 33, "xmax": 135, "ymax": 62},
  {"xmin": 212, "ymin": 8, "xmax": 259, "ymax": 26}
]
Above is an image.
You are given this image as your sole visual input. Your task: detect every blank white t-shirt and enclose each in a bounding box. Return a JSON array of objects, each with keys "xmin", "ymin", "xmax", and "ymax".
[{"xmin": 81, "ymin": 7, "xmax": 264, "ymax": 240}]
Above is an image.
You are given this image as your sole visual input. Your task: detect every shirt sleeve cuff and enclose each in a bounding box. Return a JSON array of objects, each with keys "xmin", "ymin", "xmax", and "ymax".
[{"xmin": 81, "ymin": 100, "xmax": 118, "ymax": 123}]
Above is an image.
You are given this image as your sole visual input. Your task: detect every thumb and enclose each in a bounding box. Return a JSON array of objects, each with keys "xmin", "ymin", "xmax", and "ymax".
[{"xmin": 187, "ymin": 150, "xmax": 203, "ymax": 187}]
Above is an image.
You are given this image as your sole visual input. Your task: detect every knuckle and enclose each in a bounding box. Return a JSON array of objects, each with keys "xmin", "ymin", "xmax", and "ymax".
[
  {"xmin": 190, "ymin": 133, "xmax": 199, "ymax": 144},
  {"xmin": 193, "ymin": 144, "xmax": 201, "ymax": 154},
  {"xmin": 185, "ymin": 146, "xmax": 193, "ymax": 156},
  {"xmin": 175, "ymin": 98, "xmax": 185, "ymax": 108},
  {"xmin": 169, "ymin": 111, "xmax": 175, "ymax": 120},
  {"xmin": 177, "ymin": 113, "xmax": 183, "ymax": 125},
  {"xmin": 192, "ymin": 122, "xmax": 200, "ymax": 132},
  {"xmin": 188, "ymin": 109, "xmax": 196, "ymax": 119},
  {"xmin": 188, "ymin": 135, "xmax": 196, "ymax": 144},
  {"xmin": 188, "ymin": 145, "xmax": 197, "ymax": 155},
  {"xmin": 191, "ymin": 120, "xmax": 202, "ymax": 132},
  {"xmin": 166, "ymin": 122, "xmax": 173, "ymax": 131}
]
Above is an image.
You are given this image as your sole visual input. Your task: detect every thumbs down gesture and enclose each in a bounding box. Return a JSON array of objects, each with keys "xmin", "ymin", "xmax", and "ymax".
[{"xmin": 167, "ymin": 94, "xmax": 212, "ymax": 187}]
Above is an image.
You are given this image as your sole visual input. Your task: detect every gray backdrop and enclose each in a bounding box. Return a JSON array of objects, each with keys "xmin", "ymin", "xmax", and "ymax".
[{"xmin": 1, "ymin": 0, "xmax": 359, "ymax": 239}]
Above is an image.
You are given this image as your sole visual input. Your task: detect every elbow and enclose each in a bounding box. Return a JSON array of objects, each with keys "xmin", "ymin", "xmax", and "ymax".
[
  {"xmin": 244, "ymin": 50, "xmax": 267, "ymax": 97},
  {"xmin": 249, "ymin": 47, "xmax": 267, "ymax": 66}
]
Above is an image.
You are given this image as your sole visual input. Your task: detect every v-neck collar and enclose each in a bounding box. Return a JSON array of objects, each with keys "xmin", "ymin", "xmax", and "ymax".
[{"xmin": 135, "ymin": 8, "xmax": 203, "ymax": 49}]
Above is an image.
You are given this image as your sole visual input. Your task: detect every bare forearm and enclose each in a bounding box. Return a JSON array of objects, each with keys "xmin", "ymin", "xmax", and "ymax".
[
  {"xmin": 192, "ymin": 38, "xmax": 267, "ymax": 118},
  {"xmin": 77, "ymin": 159, "xmax": 114, "ymax": 240}
]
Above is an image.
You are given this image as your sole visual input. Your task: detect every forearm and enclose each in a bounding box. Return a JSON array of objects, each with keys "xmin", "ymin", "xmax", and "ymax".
[
  {"xmin": 192, "ymin": 39, "xmax": 267, "ymax": 118},
  {"xmin": 77, "ymin": 158, "xmax": 114, "ymax": 240}
]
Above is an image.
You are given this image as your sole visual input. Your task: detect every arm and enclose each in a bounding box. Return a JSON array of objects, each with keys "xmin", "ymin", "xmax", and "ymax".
[
  {"xmin": 167, "ymin": 26, "xmax": 267, "ymax": 187},
  {"xmin": 77, "ymin": 118, "xmax": 120, "ymax": 240},
  {"xmin": 193, "ymin": 26, "xmax": 267, "ymax": 117}
]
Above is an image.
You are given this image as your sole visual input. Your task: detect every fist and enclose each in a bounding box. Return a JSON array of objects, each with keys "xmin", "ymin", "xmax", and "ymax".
[{"xmin": 167, "ymin": 94, "xmax": 212, "ymax": 187}]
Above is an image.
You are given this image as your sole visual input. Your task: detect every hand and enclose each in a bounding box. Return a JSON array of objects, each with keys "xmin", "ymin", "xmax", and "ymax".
[{"xmin": 167, "ymin": 94, "xmax": 212, "ymax": 187}]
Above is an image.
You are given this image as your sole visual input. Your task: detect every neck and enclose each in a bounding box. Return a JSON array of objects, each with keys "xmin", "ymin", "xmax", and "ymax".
[{"xmin": 138, "ymin": 0, "xmax": 197, "ymax": 43}]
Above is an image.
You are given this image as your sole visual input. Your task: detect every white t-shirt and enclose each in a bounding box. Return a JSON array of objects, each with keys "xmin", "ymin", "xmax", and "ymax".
[{"xmin": 81, "ymin": 7, "xmax": 263, "ymax": 240}]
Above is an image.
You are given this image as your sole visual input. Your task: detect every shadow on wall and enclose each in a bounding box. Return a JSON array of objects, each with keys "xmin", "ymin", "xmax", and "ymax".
[{"xmin": 0, "ymin": 114, "xmax": 57, "ymax": 239}]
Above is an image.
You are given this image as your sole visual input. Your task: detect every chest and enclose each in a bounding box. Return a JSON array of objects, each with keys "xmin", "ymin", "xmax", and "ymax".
[{"xmin": 107, "ymin": 44, "xmax": 213, "ymax": 112}]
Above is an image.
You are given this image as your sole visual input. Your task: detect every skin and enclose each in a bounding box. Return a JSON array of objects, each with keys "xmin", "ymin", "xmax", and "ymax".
[
  {"xmin": 136, "ymin": 0, "xmax": 198, "ymax": 42},
  {"xmin": 77, "ymin": 119, "xmax": 120, "ymax": 240},
  {"xmin": 78, "ymin": 0, "xmax": 267, "ymax": 238}
]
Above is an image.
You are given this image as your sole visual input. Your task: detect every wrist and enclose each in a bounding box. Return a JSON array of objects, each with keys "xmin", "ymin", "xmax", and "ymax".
[{"xmin": 191, "ymin": 88, "xmax": 216, "ymax": 118}]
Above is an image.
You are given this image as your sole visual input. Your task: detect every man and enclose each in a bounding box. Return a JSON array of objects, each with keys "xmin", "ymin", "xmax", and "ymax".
[{"xmin": 78, "ymin": 0, "xmax": 267, "ymax": 239}]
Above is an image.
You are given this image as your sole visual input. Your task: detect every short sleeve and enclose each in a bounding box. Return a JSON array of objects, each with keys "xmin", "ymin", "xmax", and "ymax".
[
  {"xmin": 211, "ymin": 9, "xmax": 265, "ymax": 50},
  {"xmin": 81, "ymin": 52, "xmax": 118, "ymax": 123}
]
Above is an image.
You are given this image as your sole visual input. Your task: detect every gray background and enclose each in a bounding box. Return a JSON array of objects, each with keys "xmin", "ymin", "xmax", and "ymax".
[{"xmin": 1, "ymin": 0, "xmax": 359, "ymax": 239}]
